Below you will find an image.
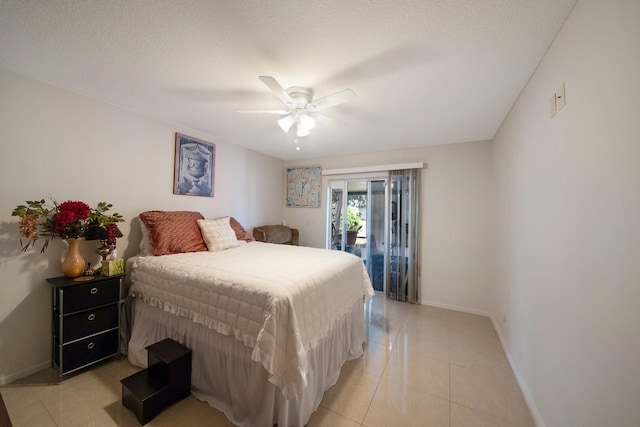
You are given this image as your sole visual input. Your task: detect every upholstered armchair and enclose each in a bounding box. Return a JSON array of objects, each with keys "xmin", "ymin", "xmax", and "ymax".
[{"xmin": 252, "ymin": 225, "xmax": 299, "ymax": 246}]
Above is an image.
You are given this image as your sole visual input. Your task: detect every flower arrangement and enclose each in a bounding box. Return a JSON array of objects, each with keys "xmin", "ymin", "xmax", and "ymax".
[{"xmin": 12, "ymin": 198, "xmax": 124, "ymax": 253}]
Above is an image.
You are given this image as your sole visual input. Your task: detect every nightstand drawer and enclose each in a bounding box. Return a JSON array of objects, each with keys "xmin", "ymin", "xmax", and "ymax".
[
  {"xmin": 56, "ymin": 329, "xmax": 119, "ymax": 374},
  {"xmin": 56, "ymin": 304, "xmax": 119, "ymax": 344},
  {"xmin": 60, "ymin": 278, "xmax": 120, "ymax": 314}
]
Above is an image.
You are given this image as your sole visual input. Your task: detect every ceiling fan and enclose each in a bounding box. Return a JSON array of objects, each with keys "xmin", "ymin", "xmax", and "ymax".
[{"xmin": 238, "ymin": 76, "xmax": 356, "ymax": 138}]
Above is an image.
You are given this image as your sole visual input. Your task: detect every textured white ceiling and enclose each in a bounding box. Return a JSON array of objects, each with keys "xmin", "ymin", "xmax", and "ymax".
[{"xmin": 0, "ymin": 0, "xmax": 577, "ymax": 161}]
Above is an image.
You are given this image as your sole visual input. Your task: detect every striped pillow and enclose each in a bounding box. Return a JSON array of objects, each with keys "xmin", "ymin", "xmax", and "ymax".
[{"xmin": 197, "ymin": 217, "xmax": 239, "ymax": 252}]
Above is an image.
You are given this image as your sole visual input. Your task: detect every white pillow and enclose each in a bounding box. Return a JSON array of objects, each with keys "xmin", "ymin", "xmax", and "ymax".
[
  {"xmin": 197, "ymin": 217, "xmax": 239, "ymax": 252},
  {"xmin": 138, "ymin": 217, "xmax": 153, "ymax": 256}
]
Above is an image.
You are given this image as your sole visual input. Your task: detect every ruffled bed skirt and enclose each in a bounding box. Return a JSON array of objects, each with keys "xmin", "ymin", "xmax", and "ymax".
[{"xmin": 128, "ymin": 297, "xmax": 366, "ymax": 427}]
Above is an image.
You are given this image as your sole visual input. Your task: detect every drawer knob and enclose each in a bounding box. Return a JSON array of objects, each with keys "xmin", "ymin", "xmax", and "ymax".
[
  {"xmin": 87, "ymin": 314, "xmax": 95, "ymax": 321},
  {"xmin": 90, "ymin": 287, "xmax": 98, "ymax": 295},
  {"xmin": 87, "ymin": 342, "xmax": 95, "ymax": 350}
]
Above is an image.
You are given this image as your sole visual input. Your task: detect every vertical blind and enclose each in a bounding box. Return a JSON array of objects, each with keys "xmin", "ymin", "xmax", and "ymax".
[{"xmin": 386, "ymin": 168, "xmax": 420, "ymax": 303}]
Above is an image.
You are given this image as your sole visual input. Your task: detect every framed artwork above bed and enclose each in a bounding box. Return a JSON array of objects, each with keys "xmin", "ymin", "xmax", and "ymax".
[
  {"xmin": 173, "ymin": 133, "xmax": 216, "ymax": 197},
  {"xmin": 287, "ymin": 166, "xmax": 321, "ymax": 208}
]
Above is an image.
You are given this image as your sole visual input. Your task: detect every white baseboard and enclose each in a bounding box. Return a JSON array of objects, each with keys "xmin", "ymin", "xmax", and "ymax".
[
  {"xmin": 0, "ymin": 360, "xmax": 51, "ymax": 386},
  {"xmin": 489, "ymin": 316, "xmax": 546, "ymax": 427},
  {"xmin": 419, "ymin": 299, "xmax": 491, "ymax": 318}
]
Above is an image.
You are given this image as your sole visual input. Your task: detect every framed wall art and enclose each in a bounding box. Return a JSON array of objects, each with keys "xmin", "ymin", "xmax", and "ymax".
[
  {"xmin": 287, "ymin": 166, "xmax": 321, "ymax": 208},
  {"xmin": 173, "ymin": 133, "xmax": 216, "ymax": 197}
]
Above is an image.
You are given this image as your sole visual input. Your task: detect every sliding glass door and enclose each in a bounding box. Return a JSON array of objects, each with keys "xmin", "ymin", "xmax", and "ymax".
[
  {"xmin": 326, "ymin": 168, "xmax": 421, "ymax": 302},
  {"xmin": 327, "ymin": 178, "xmax": 387, "ymax": 292}
]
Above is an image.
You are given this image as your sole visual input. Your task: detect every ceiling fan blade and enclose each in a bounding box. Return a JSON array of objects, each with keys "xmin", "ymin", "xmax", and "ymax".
[
  {"xmin": 307, "ymin": 89, "xmax": 356, "ymax": 111},
  {"xmin": 236, "ymin": 109, "xmax": 289, "ymax": 114},
  {"xmin": 311, "ymin": 113, "xmax": 347, "ymax": 126},
  {"xmin": 259, "ymin": 76, "xmax": 296, "ymax": 108}
]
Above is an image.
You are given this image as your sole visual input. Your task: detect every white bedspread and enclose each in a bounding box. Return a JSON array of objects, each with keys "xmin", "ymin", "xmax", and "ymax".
[{"xmin": 130, "ymin": 242, "xmax": 373, "ymax": 398}]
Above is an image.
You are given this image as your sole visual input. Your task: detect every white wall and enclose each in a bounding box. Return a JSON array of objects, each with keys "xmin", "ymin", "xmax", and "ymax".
[
  {"xmin": 0, "ymin": 69, "xmax": 284, "ymax": 384},
  {"xmin": 284, "ymin": 141, "xmax": 493, "ymax": 315},
  {"xmin": 491, "ymin": 1, "xmax": 640, "ymax": 426}
]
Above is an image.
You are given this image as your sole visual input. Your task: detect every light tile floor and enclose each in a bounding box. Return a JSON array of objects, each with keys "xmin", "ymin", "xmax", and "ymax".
[{"xmin": 1, "ymin": 294, "xmax": 534, "ymax": 426}]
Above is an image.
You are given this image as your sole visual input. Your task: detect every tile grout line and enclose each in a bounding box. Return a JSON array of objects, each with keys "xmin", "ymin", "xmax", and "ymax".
[
  {"xmin": 447, "ymin": 315, "xmax": 452, "ymax": 427},
  {"xmin": 449, "ymin": 361, "xmax": 453, "ymax": 426},
  {"xmin": 360, "ymin": 303, "xmax": 403, "ymax": 427},
  {"xmin": 448, "ymin": 315, "xmax": 452, "ymax": 427},
  {"xmin": 41, "ymin": 398, "xmax": 61, "ymax": 427}
]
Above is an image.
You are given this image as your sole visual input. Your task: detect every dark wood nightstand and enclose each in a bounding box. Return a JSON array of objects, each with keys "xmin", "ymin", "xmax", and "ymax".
[{"xmin": 47, "ymin": 274, "xmax": 125, "ymax": 382}]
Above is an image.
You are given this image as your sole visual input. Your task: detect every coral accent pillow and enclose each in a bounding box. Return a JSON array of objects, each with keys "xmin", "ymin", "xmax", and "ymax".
[
  {"xmin": 230, "ymin": 217, "xmax": 255, "ymax": 242},
  {"xmin": 197, "ymin": 217, "xmax": 239, "ymax": 252},
  {"xmin": 139, "ymin": 211, "xmax": 207, "ymax": 256}
]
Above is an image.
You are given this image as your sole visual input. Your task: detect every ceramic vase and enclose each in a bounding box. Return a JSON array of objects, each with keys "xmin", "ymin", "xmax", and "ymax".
[{"xmin": 61, "ymin": 237, "xmax": 85, "ymax": 278}]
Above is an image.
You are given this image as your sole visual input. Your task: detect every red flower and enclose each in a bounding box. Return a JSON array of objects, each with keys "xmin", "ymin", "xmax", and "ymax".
[
  {"xmin": 54, "ymin": 210, "xmax": 76, "ymax": 230},
  {"xmin": 58, "ymin": 201, "xmax": 90, "ymax": 219}
]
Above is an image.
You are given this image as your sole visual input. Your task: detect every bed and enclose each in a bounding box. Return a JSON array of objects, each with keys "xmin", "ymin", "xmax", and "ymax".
[{"xmin": 126, "ymin": 212, "xmax": 374, "ymax": 427}]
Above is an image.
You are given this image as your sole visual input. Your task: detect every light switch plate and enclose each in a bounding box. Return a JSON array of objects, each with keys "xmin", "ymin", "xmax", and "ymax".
[{"xmin": 556, "ymin": 83, "xmax": 566, "ymax": 110}]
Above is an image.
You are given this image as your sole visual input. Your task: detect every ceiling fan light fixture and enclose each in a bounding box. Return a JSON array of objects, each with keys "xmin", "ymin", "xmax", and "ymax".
[
  {"xmin": 295, "ymin": 113, "xmax": 315, "ymax": 137},
  {"xmin": 298, "ymin": 113, "xmax": 315, "ymax": 131},
  {"xmin": 278, "ymin": 115, "xmax": 295, "ymax": 133},
  {"xmin": 296, "ymin": 124, "xmax": 311, "ymax": 137}
]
